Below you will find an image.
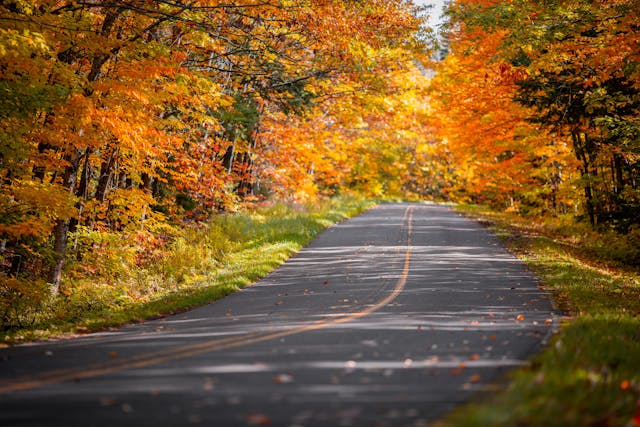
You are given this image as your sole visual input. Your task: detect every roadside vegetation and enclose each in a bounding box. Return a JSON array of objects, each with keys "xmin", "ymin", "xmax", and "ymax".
[
  {"xmin": 0, "ymin": 196, "xmax": 376, "ymax": 344},
  {"xmin": 438, "ymin": 205, "xmax": 640, "ymax": 427}
]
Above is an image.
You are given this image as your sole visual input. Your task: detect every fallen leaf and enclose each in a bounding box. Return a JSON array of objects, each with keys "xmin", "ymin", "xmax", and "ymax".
[
  {"xmin": 245, "ymin": 414, "xmax": 272, "ymax": 425},
  {"xmin": 621, "ymin": 380, "xmax": 630, "ymax": 390},
  {"xmin": 468, "ymin": 374, "xmax": 481, "ymax": 383},
  {"xmin": 516, "ymin": 314, "xmax": 525, "ymax": 321},
  {"xmin": 424, "ymin": 356, "xmax": 439, "ymax": 365},
  {"xmin": 225, "ymin": 312, "xmax": 232, "ymax": 317},
  {"xmin": 273, "ymin": 374, "xmax": 294, "ymax": 384},
  {"xmin": 99, "ymin": 397, "xmax": 117, "ymax": 407},
  {"xmin": 545, "ymin": 318, "xmax": 553, "ymax": 325},
  {"xmin": 109, "ymin": 351, "xmax": 118, "ymax": 358},
  {"xmin": 203, "ymin": 378, "xmax": 215, "ymax": 391},
  {"xmin": 468, "ymin": 354, "xmax": 480, "ymax": 361}
]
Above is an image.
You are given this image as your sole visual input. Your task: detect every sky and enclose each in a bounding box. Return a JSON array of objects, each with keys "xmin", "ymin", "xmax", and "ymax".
[{"xmin": 413, "ymin": 0, "xmax": 449, "ymax": 32}]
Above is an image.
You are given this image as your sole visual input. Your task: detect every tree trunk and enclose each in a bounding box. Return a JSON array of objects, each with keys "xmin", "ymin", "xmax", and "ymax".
[
  {"xmin": 613, "ymin": 153, "xmax": 624, "ymax": 194},
  {"xmin": 50, "ymin": 150, "xmax": 82, "ymax": 296},
  {"xmin": 572, "ymin": 130, "xmax": 596, "ymax": 227},
  {"xmin": 95, "ymin": 149, "xmax": 117, "ymax": 202},
  {"xmin": 69, "ymin": 147, "xmax": 92, "ymax": 233},
  {"xmin": 222, "ymin": 141, "xmax": 236, "ymax": 174}
]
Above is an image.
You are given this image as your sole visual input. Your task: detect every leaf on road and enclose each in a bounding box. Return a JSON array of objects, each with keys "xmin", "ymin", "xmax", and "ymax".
[
  {"xmin": 424, "ymin": 356, "xmax": 439, "ymax": 366},
  {"xmin": 345, "ymin": 360, "xmax": 357, "ymax": 372},
  {"xmin": 245, "ymin": 413, "xmax": 272, "ymax": 425},
  {"xmin": 273, "ymin": 373, "xmax": 294, "ymax": 384},
  {"xmin": 99, "ymin": 397, "xmax": 118, "ymax": 407},
  {"xmin": 203, "ymin": 378, "xmax": 215, "ymax": 391},
  {"xmin": 468, "ymin": 374, "xmax": 481, "ymax": 383},
  {"xmin": 516, "ymin": 314, "xmax": 525, "ymax": 321}
]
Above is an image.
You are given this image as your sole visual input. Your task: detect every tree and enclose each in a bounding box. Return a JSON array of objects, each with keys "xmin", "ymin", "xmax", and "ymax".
[
  {"xmin": 432, "ymin": 0, "xmax": 639, "ymax": 227},
  {"xmin": 0, "ymin": 0, "xmax": 429, "ymax": 298}
]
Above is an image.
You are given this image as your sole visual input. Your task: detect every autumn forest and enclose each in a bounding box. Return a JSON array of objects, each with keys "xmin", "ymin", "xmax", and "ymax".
[{"xmin": 1, "ymin": 0, "xmax": 639, "ymax": 331}]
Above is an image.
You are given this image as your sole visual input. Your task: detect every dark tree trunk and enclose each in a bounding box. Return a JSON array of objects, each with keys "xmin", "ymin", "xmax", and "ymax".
[
  {"xmin": 572, "ymin": 130, "xmax": 596, "ymax": 227},
  {"xmin": 222, "ymin": 142, "xmax": 236, "ymax": 174},
  {"xmin": 141, "ymin": 173, "xmax": 153, "ymax": 193},
  {"xmin": 69, "ymin": 147, "xmax": 92, "ymax": 232},
  {"xmin": 96, "ymin": 149, "xmax": 117, "ymax": 202}
]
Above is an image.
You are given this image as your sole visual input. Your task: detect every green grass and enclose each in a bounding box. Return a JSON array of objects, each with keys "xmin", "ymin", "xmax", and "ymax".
[
  {"xmin": 435, "ymin": 205, "xmax": 640, "ymax": 427},
  {"xmin": 2, "ymin": 196, "xmax": 377, "ymax": 344}
]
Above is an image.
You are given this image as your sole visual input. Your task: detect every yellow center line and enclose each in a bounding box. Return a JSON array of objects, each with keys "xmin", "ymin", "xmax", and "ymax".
[
  {"xmin": 0, "ymin": 332, "xmax": 267, "ymax": 393},
  {"xmin": 1, "ymin": 206, "xmax": 414, "ymax": 394}
]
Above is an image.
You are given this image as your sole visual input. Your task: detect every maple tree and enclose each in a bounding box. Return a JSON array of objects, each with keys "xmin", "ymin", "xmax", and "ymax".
[
  {"xmin": 431, "ymin": 0, "xmax": 639, "ymax": 228},
  {"xmin": 430, "ymin": 23, "xmax": 577, "ymax": 212},
  {"xmin": 0, "ymin": 0, "xmax": 427, "ymax": 307}
]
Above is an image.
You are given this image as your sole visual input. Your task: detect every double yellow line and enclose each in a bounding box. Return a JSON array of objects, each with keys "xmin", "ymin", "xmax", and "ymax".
[{"xmin": 0, "ymin": 206, "xmax": 414, "ymax": 394}]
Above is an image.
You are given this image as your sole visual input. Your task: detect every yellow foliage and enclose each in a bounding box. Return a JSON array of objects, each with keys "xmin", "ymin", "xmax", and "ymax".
[{"xmin": 0, "ymin": 180, "xmax": 77, "ymax": 240}]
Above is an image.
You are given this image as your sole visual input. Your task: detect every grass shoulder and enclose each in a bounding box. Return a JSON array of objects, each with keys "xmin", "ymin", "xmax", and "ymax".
[
  {"xmin": 1, "ymin": 196, "xmax": 377, "ymax": 345},
  {"xmin": 435, "ymin": 204, "xmax": 640, "ymax": 427}
]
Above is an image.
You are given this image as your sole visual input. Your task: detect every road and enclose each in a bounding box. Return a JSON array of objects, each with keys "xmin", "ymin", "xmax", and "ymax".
[{"xmin": 0, "ymin": 203, "xmax": 557, "ymax": 427}]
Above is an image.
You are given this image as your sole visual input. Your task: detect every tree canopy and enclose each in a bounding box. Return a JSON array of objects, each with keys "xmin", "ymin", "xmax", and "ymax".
[{"xmin": 1, "ymin": 0, "xmax": 638, "ymax": 318}]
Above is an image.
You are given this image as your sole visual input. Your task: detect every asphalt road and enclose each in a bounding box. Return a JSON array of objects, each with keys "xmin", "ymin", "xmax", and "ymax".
[{"xmin": 0, "ymin": 203, "xmax": 557, "ymax": 427}]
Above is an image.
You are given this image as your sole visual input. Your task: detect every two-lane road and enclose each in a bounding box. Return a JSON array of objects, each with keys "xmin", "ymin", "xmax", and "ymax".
[{"xmin": 0, "ymin": 204, "xmax": 557, "ymax": 426}]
